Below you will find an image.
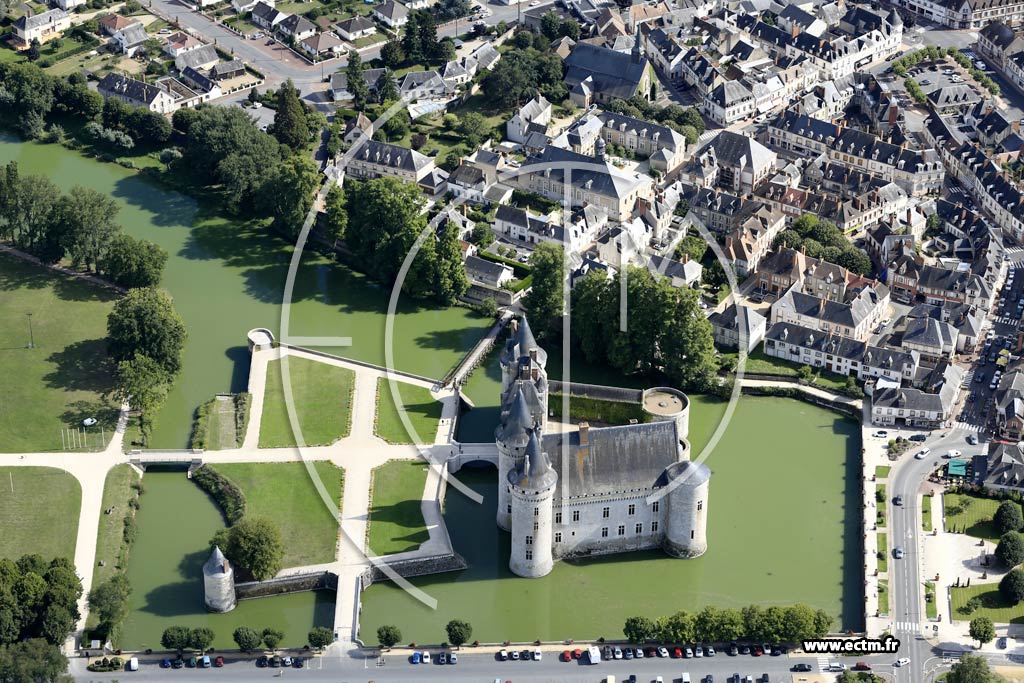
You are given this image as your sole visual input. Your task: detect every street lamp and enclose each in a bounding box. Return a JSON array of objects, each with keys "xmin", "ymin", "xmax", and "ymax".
[{"xmin": 26, "ymin": 312, "xmax": 34, "ymax": 349}]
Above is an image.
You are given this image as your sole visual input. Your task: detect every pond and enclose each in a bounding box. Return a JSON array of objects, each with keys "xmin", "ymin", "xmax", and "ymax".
[
  {"xmin": 362, "ymin": 394, "xmax": 864, "ymax": 643},
  {"xmin": 120, "ymin": 468, "xmax": 334, "ymax": 650},
  {"xmin": 0, "ymin": 135, "xmax": 490, "ymax": 448}
]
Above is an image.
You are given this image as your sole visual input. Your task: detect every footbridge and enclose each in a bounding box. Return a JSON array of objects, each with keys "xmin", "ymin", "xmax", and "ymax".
[
  {"xmin": 127, "ymin": 450, "xmax": 204, "ymax": 474},
  {"xmin": 443, "ymin": 309, "xmax": 514, "ymax": 393},
  {"xmin": 446, "ymin": 442, "xmax": 499, "ymax": 473}
]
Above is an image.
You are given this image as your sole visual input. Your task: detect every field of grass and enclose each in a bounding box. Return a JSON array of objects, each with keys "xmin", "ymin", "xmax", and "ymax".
[
  {"xmin": 925, "ymin": 581, "xmax": 937, "ymax": 619},
  {"xmin": 923, "ymin": 494, "xmax": 933, "ymax": 532},
  {"xmin": 878, "ymin": 579, "xmax": 889, "ymax": 615},
  {"xmin": 91, "ymin": 464, "xmax": 141, "ymax": 589},
  {"xmin": 258, "ymin": 356, "xmax": 355, "ymax": 448},
  {"xmin": 0, "ymin": 467, "xmax": 81, "ymax": 560},
  {"xmin": 366, "ymin": 460, "xmax": 429, "ymax": 556},
  {"xmin": 374, "ymin": 378, "xmax": 443, "ymax": 444},
  {"xmin": 208, "ymin": 461, "xmax": 344, "ymax": 568},
  {"xmin": 951, "ymin": 583, "xmax": 1024, "ymax": 623},
  {"xmin": 944, "ymin": 492, "xmax": 1002, "ymax": 541},
  {"xmin": 0, "ymin": 253, "xmax": 121, "ymax": 452},
  {"xmin": 877, "ymin": 532, "xmax": 888, "ymax": 574},
  {"xmin": 876, "ymin": 466, "xmax": 891, "ymax": 479}
]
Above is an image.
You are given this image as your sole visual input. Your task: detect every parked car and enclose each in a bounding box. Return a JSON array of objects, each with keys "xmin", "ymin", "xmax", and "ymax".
[
  {"xmin": 281, "ymin": 656, "xmax": 292, "ymax": 667},
  {"xmin": 685, "ymin": 647, "xmax": 693, "ymax": 658},
  {"xmin": 635, "ymin": 647, "xmax": 644, "ymax": 658},
  {"xmin": 729, "ymin": 643, "xmax": 739, "ymax": 656},
  {"xmin": 893, "ymin": 495, "xmax": 904, "ymax": 505},
  {"xmin": 792, "ymin": 664, "xmax": 813, "ymax": 672},
  {"xmin": 854, "ymin": 662, "xmax": 872, "ymax": 670},
  {"xmin": 509, "ymin": 649, "xmax": 519, "ymax": 660},
  {"xmin": 171, "ymin": 658, "xmax": 184, "ymax": 669},
  {"xmin": 214, "ymin": 656, "xmax": 225, "ymax": 667},
  {"xmin": 437, "ymin": 653, "xmax": 446, "ymax": 665},
  {"xmin": 659, "ymin": 647, "xmax": 670, "ymax": 658},
  {"xmin": 533, "ymin": 649, "xmax": 542, "ymax": 661},
  {"xmin": 161, "ymin": 658, "xmax": 172, "ymax": 668},
  {"xmin": 872, "ymin": 430, "xmax": 889, "ymax": 438},
  {"xmin": 411, "ymin": 652, "xmax": 422, "ymax": 664},
  {"xmin": 910, "ymin": 434, "xmax": 929, "ymax": 443},
  {"xmin": 292, "ymin": 657, "xmax": 304, "ymax": 668},
  {"xmin": 707, "ymin": 645, "xmax": 716, "ymax": 657},
  {"xmin": 498, "ymin": 649, "xmax": 508, "ymax": 661},
  {"xmin": 614, "ymin": 647, "xmax": 624, "ymax": 659},
  {"xmin": 449, "ymin": 652, "xmax": 458, "ymax": 665},
  {"xmin": 946, "ymin": 450, "xmax": 962, "ymax": 458},
  {"xmin": 672, "ymin": 647, "xmax": 682, "ymax": 658},
  {"xmin": 998, "ymin": 637, "xmax": 1008, "ymax": 649}
]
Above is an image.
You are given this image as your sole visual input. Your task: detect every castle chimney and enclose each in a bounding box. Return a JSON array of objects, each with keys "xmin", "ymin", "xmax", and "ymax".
[
  {"xmin": 532, "ymin": 367, "xmax": 539, "ymax": 380},
  {"xmin": 682, "ymin": 252, "xmax": 689, "ymax": 263},
  {"xmin": 530, "ymin": 348, "xmax": 538, "ymax": 362},
  {"xmin": 579, "ymin": 421, "xmax": 590, "ymax": 445}
]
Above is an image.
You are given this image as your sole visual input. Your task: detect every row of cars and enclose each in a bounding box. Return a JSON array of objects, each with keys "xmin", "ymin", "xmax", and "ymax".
[
  {"xmin": 411, "ymin": 650, "xmax": 461, "ymax": 664},
  {"xmin": 255, "ymin": 654, "xmax": 305, "ymax": 668},
  {"xmin": 159, "ymin": 655, "xmax": 223, "ymax": 669}
]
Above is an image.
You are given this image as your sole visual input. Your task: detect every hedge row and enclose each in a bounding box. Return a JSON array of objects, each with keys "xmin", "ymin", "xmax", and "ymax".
[
  {"xmin": 233, "ymin": 392, "xmax": 251, "ymax": 447},
  {"xmin": 479, "ymin": 250, "xmax": 532, "ymax": 278},
  {"xmin": 189, "ymin": 398, "xmax": 216, "ymax": 450},
  {"xmin": 191, "ymin": 465, "xmax": 247, "ymax": 524}
]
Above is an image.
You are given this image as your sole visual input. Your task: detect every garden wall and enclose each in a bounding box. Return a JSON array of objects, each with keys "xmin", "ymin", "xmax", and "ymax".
[{"xmin": 235, "ymin": 570, "xmax": 338, "ymax": 600}]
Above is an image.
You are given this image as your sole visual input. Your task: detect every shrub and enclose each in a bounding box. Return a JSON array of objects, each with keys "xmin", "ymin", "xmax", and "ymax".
[{"xmin": 191, "ymin": 465, "xmax": 246, "ymax": 523}]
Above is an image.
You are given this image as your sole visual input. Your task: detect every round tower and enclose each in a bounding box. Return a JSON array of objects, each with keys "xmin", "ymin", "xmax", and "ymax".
[
  {"xmin": 662, "ymin": 460, "xmax": 711, "ymax": 559},
  {"xmin": 642, "ymin": 387, "xmax": 690, "ymax": 453},
  {"xmin": 202, "ymin": 545, "xmax": 236, "ymax": 613},
  {"xmin": 496, "ymin": 387, "xmax": 534, "ymax": 531},
  {"xmin": 508, "ymin": 430, "xmax": 557, "ymax": 578}
]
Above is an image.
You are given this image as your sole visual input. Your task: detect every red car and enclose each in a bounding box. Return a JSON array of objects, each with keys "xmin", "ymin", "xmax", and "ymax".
[
  {"xmin": 214, "ymin": 656, "xmax": 225, "ymax": 667},
  {"xmin": 673, "ymin": 648, "xmax": 683, "ymax": 658},
  {"xmin": 753, "ymin": 647, "xmax": 764, "ymax": 657},
  {"xmin": 562, "ymin": 650, "xmax": 572, "ymax": 662},
  {"xmin": 854, "ymin": 662, "xmax": 872, "ymax": 671},
  {"xmin": 573, "ymin": 649, "xmax": 582, "ymax": 659}
]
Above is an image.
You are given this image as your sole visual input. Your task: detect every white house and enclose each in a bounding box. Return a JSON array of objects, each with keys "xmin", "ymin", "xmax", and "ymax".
[
  {"xmin": 251, "ymin": 1, "xmax": 289, "ymax": 30},
  {"xmin": 335, "ymin": 15, "xmax": 375, "ymax": 41},
  {"xmin": 506, "ymin": 95, "xmax": 552, "ymax": 144},
  {"xmin": 12, "ymin": 8, "xmax": 69, "ymax": 45},
  {"xmin": 113, "ymin": 23, "xmax": 149, "ymax": 56},
  {"xmin": 372, "ymin": 0, "xmax": 409, "ymax": 28}
]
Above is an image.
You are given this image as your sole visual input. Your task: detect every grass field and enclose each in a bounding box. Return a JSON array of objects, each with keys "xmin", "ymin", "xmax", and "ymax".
[
  {"xmin": 721, "ymin": 348, "xmax": 851, "ymax": 391},
  {"xmin": 91, "ymin": 464, "xmax": 141, "ymax": 589},
  {"xmin": 258, "ymin": 356, "xmax": 355, "ymax": 448},
  {"xmin": 951, "ymin": 583, "xmax": 1024, "ymax": 623},
  {"xmin": 366, "ymin": 460, "xmax": 429, "ymax": 556},
  {"xmin": 877, "ymin": 532, "xmax": 888, "ymax": 574},
  {"xmin": 878, "ymin": 579, "xmax": 889, "ymax": 615},
  {"xmin": 945, "ymin": 492, "xmax": 1002, "ymax": 541},
  {"xmin": 876, "ymin": 466, "xmax": 891, "ymax": 479},
  {"xmin": 0, "ymin": 253, "xmax": 121, "ymax": 452},
  {"xmin": 923, "ymin": 494, "xmax": 933, "ymax": 532},
  {"xmin": 208, "ymin": 461, "xmax": 344, "ymax": 567},
  {"xmin": 925, "ymin": 581, "xmax": 937, "ymax": 618},
  {"xmin": 0, "ymin": 467, "xmax": 81, "ymax": 560},
  {"xmin": 374, "ymin": 378, "xmax": 443, "ymax": 444}
]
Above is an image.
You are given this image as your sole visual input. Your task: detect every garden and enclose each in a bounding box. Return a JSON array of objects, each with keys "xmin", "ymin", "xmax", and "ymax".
[
  {"xmin": 366, "ymin": 460, "xmax": 430, "ymax": 556},
  {"xmin": 374, "ymin": 379, "xmax": 444, "ymax": 444},
  {"xmin": 258, "ymin": 356, "xmax": 355, "ymax": 448}
]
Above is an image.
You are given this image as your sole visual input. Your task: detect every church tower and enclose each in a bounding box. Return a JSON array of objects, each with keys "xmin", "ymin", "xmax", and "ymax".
[
  {"xmin": 507, "ymin": 429, "xmax": 557, "ymax": 578},
  {"xmin": 496, "ymin": 316, "xmax": 549, "ymax": 531}
]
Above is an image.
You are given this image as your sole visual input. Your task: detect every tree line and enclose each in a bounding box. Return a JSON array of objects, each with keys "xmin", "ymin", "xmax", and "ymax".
[
  {"xmin": 0, "ymin": 555, "xmax": 83, "ymax": 648},
  {"xmin": 373, "ymin": 619, "xmax": 473, "ymax": 649},
  {"xmin": 622, "ymin": 604, "xmax": 832, "ymax": 645},
  {"xmin": 773, "ymin": 214, "xmax": 872, "ymax": 276},
  {"xmin": 0, "ymin": 161, "xmax": 167, "ymax": 287}
]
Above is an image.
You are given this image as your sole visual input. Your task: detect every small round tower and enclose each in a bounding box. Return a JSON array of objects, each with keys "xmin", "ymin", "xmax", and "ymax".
[
  {"xmin": 662, "ymin": 460, "xmax": 711, "ymax": 559},
  {"xmin": 642, "ymin": 387, "xmax": 690, "ymax": 451},
  {"xmin": 203, "ymin": 545, "xmax": 237, "ymax": 613},
  {"xmin": 508, "ymin": 430, "xmax": 557, "ymax": 579},
  {"xmin": 496, "ymin": 387, "xmax": 534, "ymax": 531}
]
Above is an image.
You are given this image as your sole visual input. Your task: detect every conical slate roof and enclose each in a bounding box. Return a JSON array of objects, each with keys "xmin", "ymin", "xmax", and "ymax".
[
  {"xmin": 203, "ymin": 546, "xmax": 229, "ymax": 576},
  {"xmin": 498, "ymin": 386, "xmax": 533, "ymax": 442},
  {"xmin": 508, "ymin": 429, "xmax": 557, "ymax": 490},
  {"xmin": 501, "ymin": 316, "xmax": 548, "ymax": 367}
]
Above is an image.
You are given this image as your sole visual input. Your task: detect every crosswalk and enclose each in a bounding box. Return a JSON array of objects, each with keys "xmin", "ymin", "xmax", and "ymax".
[
  {"xmin": 992, "ymin": 314, "xmax": 1021, "ymax": 327},
  {"xmin": 893, "ymin": 621, "xmax": 920, "ymax": 633},
  {"xmin": 816, "ymin": 657, "xmax": 829, "ymax": 672},
  {"xmin": 1006, "ymin": 246, "xmax": 1024, "ymax": 256},
  {"xmin": 954, "ymin": 414, "xmax": 985, "ymax": 431}
]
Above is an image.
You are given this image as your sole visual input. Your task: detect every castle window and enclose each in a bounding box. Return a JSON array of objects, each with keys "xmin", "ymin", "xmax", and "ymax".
[
  {"xmin": 526, "ymin": 550, "xmax": 533, "ymax": 560},
  {"xmin": 698, "ymin": 500, "xmax": 703, "ymax": 511},
  {"xmin": 601, "ymin": 527, "xmax": 609, "ymax": 538},
  {"xmin": 628, "ymin": 504, "xmax": 636, "ymax": 515},
  {"xmin": 602, "ymin": 506, "xmax": 610, "ymax": 518},
  {"xmin": 555, "ymin": 532, "xmax": 562, "ymax": 543},
  {"xmin": 691, "ymin": 530, "xmax": 695, "ymax": 539},
  {"xmin": 652, "ymin": 501, "xmax": 660, "ymax": 513},
  {"xmin": 618, "ymin": 525, "xmax": 625, "ymax": 536},
  {"xmin": 635, "ymin": 523, "xmax": 643, "ymax": 534},
  {"xmin": 533, "ymin": 521, "xmax": 539, "ymax": 531},
  {"xmin": 507, "ymin": 505, "xmax": 511, "ymax": 514},
  {"xmin": 534, "ymin": 507, "xmax": 539, "ymax": 517},
  {"xmin": 555, "ymin": 512, "xmax": 562, "ymax": 524},
  {"xmin": 572, "ymin": 510, "xmax": 580, "ymax": 522},
  {"xmin": 652, "ymin": 521, "xmax": 659, "ymax": 533},
  {"xmin": 526, "ymin": 535, "xmax": 533, "ymax": 546}
]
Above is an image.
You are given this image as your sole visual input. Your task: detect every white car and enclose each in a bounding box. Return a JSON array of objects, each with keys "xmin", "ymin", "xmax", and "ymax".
[
  {"xmin": 946, "ymin": 450, "xmax": 962, "ymax": 459},
  {"xmin": 694, "ymin": 646, "xmax": 703, "ymax": 657},
  {"xmin": 498, "ymin": 649, "xmax": 508, "ymax": 660},
  {"xmin": 422, "ymin": 651, "xmax": 431, "ymax": 664},
  {"xmin": 872, "ymin": 430, "xmax": 889, "ymax": 438},
  {"xmin": 895, "ymin": 658, "xmax": 911, "ymax": 667},
  {"xmin": 659, "ymin": 647, "xmax": 670, "ymax": 658},
  {"xmin": 613, "ymin": 646, "xmax": 623, "ymax": 659},
  {"xmin": 914, "ymin": 449, "xmax": 929, "ymax": 459},
  {"xmin": 83, "ymin": 417, "xmax": 97, "ymax": 426},
  {"xmin": 532, "ymin": 649, "xmax": 542, "ymax": 661}
]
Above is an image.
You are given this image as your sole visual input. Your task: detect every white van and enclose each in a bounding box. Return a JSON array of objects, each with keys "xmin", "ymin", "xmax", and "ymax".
[
  {"xmin": 127, "ymin": 657, "xmax": 139, "ymax": 671},
  {"xmin": 828, "ymin": 663, "xmax": 847, "ymax": 671},
  {"xmin": 606, "ymin": 677, "xmax": 616, "ymax": 683},
  {"xmin": 683, "ymin": 673, "xmax": 692, "ymax": 683}
]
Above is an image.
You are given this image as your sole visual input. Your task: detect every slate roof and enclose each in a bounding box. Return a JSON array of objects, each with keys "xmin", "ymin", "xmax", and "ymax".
[
  {"xmin": 98, "ymin": 72, "xmax": 165, "ymax": 105},
  {"xmin": 532, "ymin": 145, "xmax": 648, "ymax": 201},
  {"xmin": 353, "ymin": 139, "xmax": 431, "ymax": 171},
  {"xmin": 984, "ymin": 442, "xmax": 1024, "ymax": 488},
  {"xmin": 706, "ymin": 131, "xmax": 774, "ymax": 172},
  {"xmin": 709, "ymin": 303, "xmax": 766, "ymax": 337},
  {"xmin": 465, "ymin": 254, "xmax": 512, "ymax": 283},
  {"xmin": 175, "ymin": 44, "xmax": 218, "ymax": 70},
  {"xmin": 15, "ymin": 7, "xmax": 68, "ymax": 31},
  {"xmin": 336, "ymin": 15, "xmax": 374, "ymax": 33},
  {"xmin": 766, "ymin": 321, "xmax": 918, "ymax": 370},
  {"xmin": 211, "ymin": 59, "xmax": 245, "ymax": 78},
  {"xmin": 374, "ymin": 0, "xmax": 408, "ymax": 20},
  {"xmin": 117, "ymin": 23, "xmax": 148, "ymax": 46},
  {"xmin": 278, "ymin": 13, "xmax": 316, "ymax": 35},
  {"xmin": 181, "ymin": 65, "xmax": 218, "ymax": 93},
  {"xmin": 564, "ymin": 41, "xmax": 649, "ymax": 100},
  {"xmin": 544, "ymin": 420, "xmax": 681, "ymax": 499}
]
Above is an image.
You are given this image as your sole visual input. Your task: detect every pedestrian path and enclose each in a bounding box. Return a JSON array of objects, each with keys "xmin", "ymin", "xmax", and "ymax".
[
  {"xmin": 816, "ymin": 657, "xmax": 829, "ymax": 672},
  {"xmin": 893, "ymin": 620, "xmax": 921, "ymax": 633}
]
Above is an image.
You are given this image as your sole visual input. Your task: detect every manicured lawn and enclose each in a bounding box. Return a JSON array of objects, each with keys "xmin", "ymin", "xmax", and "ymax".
[
  {"xmin": 925, "ymin": 581, "xmax": 937, "ymax": 619},
  {"xmin": 951, "ymin": 583, "xmax": 1024, "ymax": 623},
  {"xmin": 366, "ymin": 460, "xmax": 429, "ymax": 556},
  {"xmin": 208, "ymin": 461, "xmax": 344, "ymax": 568},
  {"xmin": 91, "ymin": 464, "xmax": 141, "ymax": 589},
  {"xmin": 876, "ymin": 466, "xmax": 891, "ymax": 479},
  {"xmin": 878, "ymin": 579, "xmax": 889, "ymax": 615},
  {"xmin": 721, "ymin": 347, "xmax": 852, "ymax": 391},
  {"xmin": 0, "ymin": 467, "xmax": 81, "ymax": 560},
  {"xmin": 944, "ymin": 492, "xmax": 1002, "ymax": 541},
  {"xmin": 923, "ymin": 494, "xmax": 933, "ymax": 532},
  {"xmin": 374, "ymin": 378, "xmax": 443, "ymax": 444},
  {"xmin": 877, "ymin": 532, "xmax": 888, "ymax": 573},
  {"xmin": 258, "ymin": 356, "xmax": 355, "ymax": 448},
  {"xmin": 0, "ymin": 253, "xmax": 120, "ymax": 452}
]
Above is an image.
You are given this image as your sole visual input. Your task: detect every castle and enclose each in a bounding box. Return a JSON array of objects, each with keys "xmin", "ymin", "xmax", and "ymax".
[{"xmin": 495, "ymin": 316, "xmax": 712, "ymax": 578}]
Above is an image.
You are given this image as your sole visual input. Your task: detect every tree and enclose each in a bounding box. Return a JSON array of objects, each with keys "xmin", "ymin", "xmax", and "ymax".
[
  {"xmin": 106, "ymin": 287, "xmax": 187, "ymax": 375},
  {"xmin": 415, "ymin": 11, "xmax": 439, "ymax": 61},
  {"xmin": 323, "ymin": 185, "xmax": 347, "ymax": 248},
  {"xmin": 432, "ymin": 219, "xmax": 469, "ymax": 305},
  {"xmin": 217, "ymin": 517, "xmax": 284, "ymax": 581},
  {"xmin": 797, "ymin": 365, "xmax": 814, "ymax": 382},
  {"xmin": 308, "ymin": 626, "xmax": 333, "ymax": 650},
  {"xmin": 346, "ymin": 176, "xmax": 427, "ymax": 285},
  {"xmin": 445, "ymin": 619, "xmax": 472, "ymax": 648},
  {"xmin": 87, "ymin": 573, "xmax": 132, "ymax": 633},
  {"xmin": 437, "ymin": 37, "xmax": 456, "ymax": 63},
  {"xmin": 346, "ymin": 50, "xmax": 368, "ymax": 110},
  {"xmin": 676, "ymin": 235, "xmax": 708, "ymax": 262},
  {"xmin": 524, "ymin": 242, "xmax": 565, "ymax": 337},
  {"xmin": 996, "ymin": 531, "xmax": 1024, "ymax": 568},
  {"xmin": 947, "ymin": 653, "xmax": 995, "ymax": 683},
  {"xmin": 995, "ymin": 500, "xmax": 1024, "ymax": 535},
  {"xmin": 271, "ymin": 79, "xmax": 310, "ymax": 150},
  {"xmin": 0, "ymin": 639, "xmax": 69, "ymax": 683},
  {"xmin": 189, "ymin": 627, "xmax": 215, "ymax": 653},
  {"xmin": 540, "ymin": 10, "xmax": 561, "ymax": 39},
  {"xmin": 101, "ymin": 234, "xmax": 167, "ymax": 289},
  {"xmin": 401, "ymin": 12, "xmax": 422, "ymax": 63},
  {"xmin": 376, "ymin": 624, "xmax": 401, "ymax": 649},
  {"xmin": 969, "ymin": 617, "xmax": 995, "ymax": 647},
  {"xmin": 1001, "ymin": 568, "xmax": 1024, "ymax": 604},
  {"xmin": 232, "ymin": 626, "xmax": 262, "ymax": 652},
  {"xmin": 458, "ymin": 112, "xmax": 490, "ymax": 148},
  {"xmin": 259, "ymin": 154, "xmax": 319, "ymax": 238},
  {"xmin": 381, "ymin": 40, "xmax": 405, "ymax": 69},
  {"xmin": 623, "ymin": 616, "xmax": 657, "ymax": 643},
  {"xmin": 161, "ymin": 625, "xmax": 191, "ymax": 652},
  {"xmin": 38, "ymin": 604, "xmax": 73, "ymax": 647},
  {"xmin": 377, "ymin": 69, "xmax": 399, "ymax": 103},
  {"xmin": 262, "ymin": 628, "xmax": 284, "ymax": 651},
  {"xmin": 113, "ymin": 354, "xmax": 171, "ymax": 445}
]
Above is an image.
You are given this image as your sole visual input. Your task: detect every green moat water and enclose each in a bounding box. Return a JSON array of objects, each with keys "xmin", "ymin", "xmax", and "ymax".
[
  {"xmin": 0, "ymin": 135, "xmax": 490, "ymax": 448},
  {"xmin": 120, "ymin": 469, "xmax": 334, "ymax": 650}
]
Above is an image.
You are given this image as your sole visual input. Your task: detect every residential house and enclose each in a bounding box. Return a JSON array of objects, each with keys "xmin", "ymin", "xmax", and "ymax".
[
  {"xmin": 277, "ymin": 14, "xmax": 317, "ymax": 41},
  {"xmin": 770, "ymin": 283, "xmax": 890, "ymax": 341},
  {"xmin": 300, "ymin": 31, "xmax": 344, "ymax": 56},
  {"xmin": 995, "ymin": 367, "xmax": 1024, "ymax": 440},
  {"xmin": 163, "ymin": 31, "xmax": 204, "ymax": 58},
  {"xmin": 13, "ymin": 8, "xmax": 70, "ymax": 45},
  {"xmin": 344, "ymin": 139, "xmax": 435, "ymax": 185},
  {"xmin": 373, "ymin": 0, "xmax": 409, "ymax": 28},
  {"xmin": 98, "ymin": 72, "xmax": 179, "ymax": 114},
  {"xmin": 709, "ymin": 303, "xmax": 767, "ymax": 353},
  {"xmin": 507, "ymin": 95, "xmax": 552, "ymax": 145},
  {"xmin": 763, "ymin": 321, "xmax": 919, "ymax": 382},
  {"xmin": 99, "ymin": 13, "xmax": 138, "ymax": 35},
  {"xmin": 465, "ymin": 255, "xmax": 515, "ymax": 288},
  {"xmin": 251, "ymin": 1, "xmax": 289, "ymax": 30},
  {"xmin": 336, "ymin": 15, "xmax": 376, "ymax": 41},
  {"xmin": 179, "ymin": 66, "xmax": 223, "ymax": 101},
  {"xmin": 175, "ymin": 44, "xmax": 219, "ymax": 71},
  {"xmin": 112, "ymin": 22, "xmax": 148, "ymax": 56},
  {"xmin": 211, "ymin": 59, "xmax": 246, "ymax": 80}
]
